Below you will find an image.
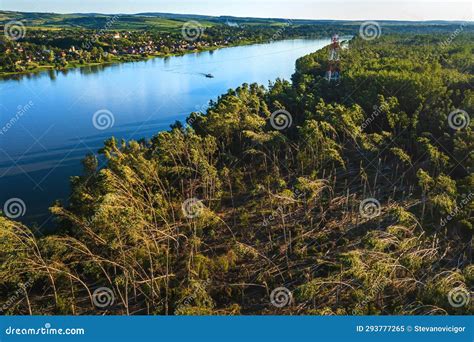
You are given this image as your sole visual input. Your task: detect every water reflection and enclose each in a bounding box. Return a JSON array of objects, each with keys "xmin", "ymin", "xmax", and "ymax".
[{"xmin": 0, "ymin": 38, "xmax": 333, "ymax": 226}]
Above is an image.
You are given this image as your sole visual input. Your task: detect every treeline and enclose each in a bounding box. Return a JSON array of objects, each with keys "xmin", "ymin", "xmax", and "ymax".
[
  {"xmin": 0, "ymin": 24, "xmax": 285, "ymax": 73},
  {"xmin": 0, "ymin": 16, "xmax": 359, "ymax": 74},
  {"xmin": 0, "ymin": 33, "xmax": 472, "ymax": 315},
  {"xmin": 2, "ymin": 13, "xmax": 472, "ymax": 75}
]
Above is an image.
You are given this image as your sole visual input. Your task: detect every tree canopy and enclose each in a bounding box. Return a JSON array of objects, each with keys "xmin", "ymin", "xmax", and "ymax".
[{"xmin": 1, "ymin": 33, "xmax": 473, "ymax": 315}]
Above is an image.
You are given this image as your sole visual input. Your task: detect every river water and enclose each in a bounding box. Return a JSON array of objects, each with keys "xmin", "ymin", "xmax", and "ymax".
[{"xmin": 0, "ymin": 38, "xmax": 332, "ymax": 226}]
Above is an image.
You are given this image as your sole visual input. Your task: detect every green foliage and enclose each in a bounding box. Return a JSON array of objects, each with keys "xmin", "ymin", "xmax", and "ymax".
[{"xmin": 1, "ymin": 33, "xmax": 472, "ymax": 315}]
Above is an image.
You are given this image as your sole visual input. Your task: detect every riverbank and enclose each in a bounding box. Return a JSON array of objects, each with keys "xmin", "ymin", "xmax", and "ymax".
[
  {"xmin": 0, "ymin": 38, "xmax": 284, "ymax": 78},
  {"xmin": 0, "ymin": 37, "xmax": 333, "ymax": 225}
]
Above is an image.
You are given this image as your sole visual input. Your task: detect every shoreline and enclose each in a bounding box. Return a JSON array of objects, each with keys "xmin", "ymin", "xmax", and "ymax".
[
  {"xmin": 1, "ymin": 37, "xmax": 332, "ymax": 226},
  {"xmin": 0, "ymin": 39, "xmax": 281, "ymax": 79},
  {"xmin": 0, "ymin": 36, "xmax": 334, "ymax": 79}
]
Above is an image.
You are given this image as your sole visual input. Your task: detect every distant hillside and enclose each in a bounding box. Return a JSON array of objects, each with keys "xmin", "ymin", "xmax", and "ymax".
[
  {"xmin": 1, "ymin": 10, "xmax": 472, "ymax": 31},
  {"xmin": 0, "ymin": 11, "xmax": 215, "ymax": 30}
]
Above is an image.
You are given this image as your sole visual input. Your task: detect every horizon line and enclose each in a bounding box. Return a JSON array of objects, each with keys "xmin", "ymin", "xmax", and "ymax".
[{"xmin": 1, "ymin": 9, "xmax": 472, "ymax": 23}]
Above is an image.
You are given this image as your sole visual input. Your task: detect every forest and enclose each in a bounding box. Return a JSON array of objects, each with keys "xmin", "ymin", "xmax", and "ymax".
[
  {"xmin": 1, "ymin": 10, "xmax": 470, "ymax": 75},
  {"xmin": 0, "ymin": 31, "xmax": 473, "ymax": 315}
]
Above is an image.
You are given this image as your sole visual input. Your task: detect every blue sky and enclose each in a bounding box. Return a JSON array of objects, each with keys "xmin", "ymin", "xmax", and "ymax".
[{"xmin": 1, "ymin": 0, "xmax": 472, "ymax": 20}]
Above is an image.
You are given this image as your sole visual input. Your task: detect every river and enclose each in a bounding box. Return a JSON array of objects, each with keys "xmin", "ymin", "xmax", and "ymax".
[{"xmin": 0, "ymin": 38, "xmax": 333, "ymax": 226}]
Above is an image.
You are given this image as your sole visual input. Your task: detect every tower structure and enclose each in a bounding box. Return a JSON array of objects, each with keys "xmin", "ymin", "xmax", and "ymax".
[{"xmin": 325, "ymin": 34, "xmax": 341, "ymax": 82}]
